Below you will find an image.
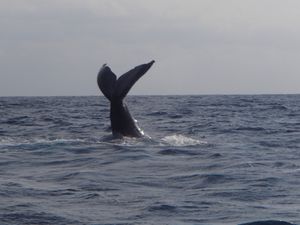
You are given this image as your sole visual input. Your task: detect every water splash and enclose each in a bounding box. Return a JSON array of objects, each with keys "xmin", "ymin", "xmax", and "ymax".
[{"xmin": 161, "ymin": 134, "xmax": 206, "ymax": 147}]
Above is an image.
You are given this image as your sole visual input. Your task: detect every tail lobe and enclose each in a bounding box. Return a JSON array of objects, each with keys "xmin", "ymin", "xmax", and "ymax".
[{"xmin": 97, "ymin": 64, "xmax": 117, "ymax": 101}]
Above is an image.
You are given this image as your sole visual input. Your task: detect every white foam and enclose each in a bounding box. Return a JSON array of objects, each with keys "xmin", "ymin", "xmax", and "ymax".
[
  {"xmin": 0, "ymin": 137, "xmax": 85, "ymax": 147},
  {"xmin": 0, "ymin": 137, "xmax": 16, "ymax": 146},
  {"xmin": 33, "ymin": 138, "xmax": 84, "ymax": 144},
  {"xmin": 161, "ymin": 134, "xmax": 206, "ymax": 147}
]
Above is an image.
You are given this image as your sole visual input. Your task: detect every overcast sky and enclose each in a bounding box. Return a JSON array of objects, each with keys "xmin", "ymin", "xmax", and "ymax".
[{"xmin": 1, "ymin": 0, "xmax": 300, "ymax": 96}]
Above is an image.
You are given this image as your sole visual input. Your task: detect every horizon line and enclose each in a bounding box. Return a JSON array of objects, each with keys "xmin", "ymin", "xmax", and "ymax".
[{"xmin": 0, "ymin": 93, "xmax": 299, "ymax": 98}]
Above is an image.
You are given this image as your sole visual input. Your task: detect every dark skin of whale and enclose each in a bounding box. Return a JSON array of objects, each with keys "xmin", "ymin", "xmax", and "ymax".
[{"xmin": 97, "ymin": 60, "xmax": 155, "ymax": 138}]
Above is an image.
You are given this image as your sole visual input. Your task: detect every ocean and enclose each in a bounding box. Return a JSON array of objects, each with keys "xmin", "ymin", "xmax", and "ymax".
[{"xmin": 0, "ymin": 95, "xmax": 299, "ymax": 225}]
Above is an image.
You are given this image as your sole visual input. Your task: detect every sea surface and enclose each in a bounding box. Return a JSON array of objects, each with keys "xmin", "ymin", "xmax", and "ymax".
[{"xmin": 0, "ymin": 95, "xmax": 299, "ymax": 225}]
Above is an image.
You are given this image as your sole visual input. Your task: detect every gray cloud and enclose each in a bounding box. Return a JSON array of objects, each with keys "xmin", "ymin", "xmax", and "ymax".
[{"xmin": 0, "ymin": 0, "xmax": 300, "ymax": 96}]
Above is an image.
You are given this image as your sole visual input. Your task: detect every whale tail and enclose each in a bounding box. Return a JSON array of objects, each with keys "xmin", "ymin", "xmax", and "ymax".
[{"xmin": 97, "ymin": 60, "xmax": 155, "ymax": 101}]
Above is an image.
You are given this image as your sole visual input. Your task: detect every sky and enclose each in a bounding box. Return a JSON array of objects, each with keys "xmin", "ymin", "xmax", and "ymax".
[{"xmin": 0, "ymin": 0, "xmax": 300, "ymax": 96}]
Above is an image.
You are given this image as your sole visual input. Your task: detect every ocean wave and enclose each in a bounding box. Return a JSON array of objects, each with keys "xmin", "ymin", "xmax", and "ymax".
[
  {"xmin": 147, "ymin": 203, "xmax": 177, "ymax": 212},
  {"xmin": 158, "ymin": 148, "xmax": 199, "ymax": 156},
  {"xmin": 0, "ymin": 211, "xmax": 80, "ymax": 225},
  {"xmin": 0, "ymin": 137, "xmax": 85, "ymax": 147},
  {"xmin": 146, "ymin": 111, "xmax": 168, "ymax": 116}
]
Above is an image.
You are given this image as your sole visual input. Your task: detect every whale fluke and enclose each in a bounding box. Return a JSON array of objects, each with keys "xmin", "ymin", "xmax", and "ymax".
[
  {"xmin": 98, "ymin": 60, "xmax": 155, "ymax": 101},
  {"xmin": 97, "ymin": 60, "xmax": 155, "ymax": 137}
]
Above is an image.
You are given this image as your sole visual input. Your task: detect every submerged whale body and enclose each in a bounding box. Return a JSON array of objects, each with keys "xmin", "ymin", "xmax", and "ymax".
[{"xmin": 97, "ymin": 60, "xmax": 155, "ymax": 138}]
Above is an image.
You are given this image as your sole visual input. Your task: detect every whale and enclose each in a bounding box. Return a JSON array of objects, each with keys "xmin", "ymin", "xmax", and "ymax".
[{"xmin": 97, "ymin": 60, "xmax": 155, "ymax": 138}]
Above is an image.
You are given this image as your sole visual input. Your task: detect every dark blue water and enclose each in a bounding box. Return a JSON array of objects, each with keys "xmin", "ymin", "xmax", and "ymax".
[{"xmin": 0, "ymin": 95, "xmax": 299, "ymax": 225}]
